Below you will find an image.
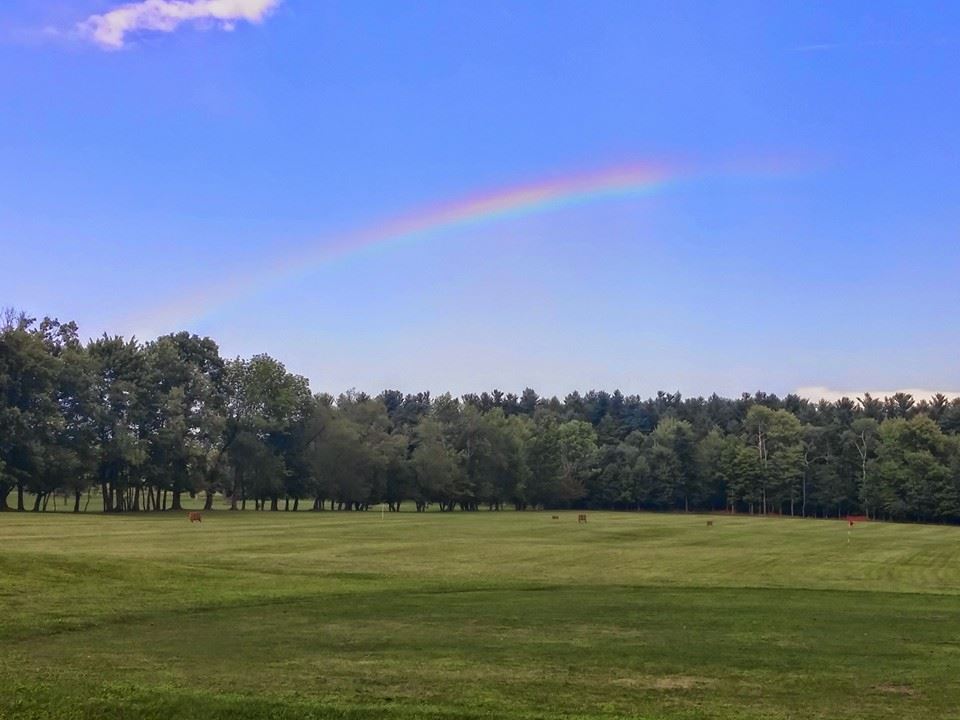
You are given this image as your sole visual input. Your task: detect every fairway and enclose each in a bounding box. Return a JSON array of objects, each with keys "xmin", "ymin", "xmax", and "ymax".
[{"xmin": 3, "ymin": 511, "xmax": 960, "ymax": 719}]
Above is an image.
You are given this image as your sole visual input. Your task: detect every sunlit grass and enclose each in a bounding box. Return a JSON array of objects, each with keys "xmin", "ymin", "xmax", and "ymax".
[{"xmin": 3, "ymin": 510, "xmax": 960, "ymax": 718}]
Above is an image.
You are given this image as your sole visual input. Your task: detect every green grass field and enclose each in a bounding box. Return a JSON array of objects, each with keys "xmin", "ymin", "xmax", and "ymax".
[{"xmin": 3, "ymin": 508, "xmax": 960, "ymax": 719}]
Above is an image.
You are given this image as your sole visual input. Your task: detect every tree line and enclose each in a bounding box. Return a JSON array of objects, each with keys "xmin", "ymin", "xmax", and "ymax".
[{"xmin": 2, "ymin": 310, "xmax": 960, "ymax": 521}]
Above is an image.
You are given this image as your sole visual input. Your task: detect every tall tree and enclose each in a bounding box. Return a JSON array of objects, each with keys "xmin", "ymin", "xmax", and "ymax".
[
  {"xmin": 647, "ymin": 418, "xmax": 698, "ymax": 511},
  {"xmin": 742, "ymin": 406, "xmax": 804, "ymax": 514}
]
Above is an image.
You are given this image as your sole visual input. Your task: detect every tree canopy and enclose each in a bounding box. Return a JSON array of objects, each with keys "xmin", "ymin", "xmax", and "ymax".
[{"xmin": 3, "ymin": 311, "xmax": 960, "ymax": 522}]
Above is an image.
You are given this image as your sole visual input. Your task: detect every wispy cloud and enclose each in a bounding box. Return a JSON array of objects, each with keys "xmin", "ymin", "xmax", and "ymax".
[
  {"xmin": 796, "ymin": 386, "xmax": 960, "ymax": 403},
  {"xmin": 77, "ymin": 0, "xmax": 280, "ymax": 50},
  {"xmin": 792, "ymin": 39, "xmax": 921, "ymax": 54},
  {"xmin": 794, "ymin": 43, "xmax": 847, "ymax": 53}
]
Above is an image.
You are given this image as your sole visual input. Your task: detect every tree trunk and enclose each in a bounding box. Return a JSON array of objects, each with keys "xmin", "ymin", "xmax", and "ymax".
[
  {"xmin": 31, "ymin": 493, "xmax": 43, "ymax": 512},
  {"xmin": 292, "ymin": 497, "xmax": 299, "ymax": 511},
  {"xmin": 0, "ymin": 483, "xmax": 10, "ymax": 511},
  {"xmin": 17, "ymin": 483, "xmax": 25, "ymax": 512},
  {"xmin": 204, "ymin": 491, "xmax": 214, "ymax": 511},
  {"xmin": 73, "ymin": 489, "xmax": 82, "ymax": 513},
  {"xmin": 171, "ymin": 490, "xmax": 183, "ymax": 511}
]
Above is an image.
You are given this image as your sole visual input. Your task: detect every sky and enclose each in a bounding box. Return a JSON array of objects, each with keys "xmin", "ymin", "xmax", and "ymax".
[{"xmin": 1, "ymin": 1, "xmax": 959, "ymax": 400}]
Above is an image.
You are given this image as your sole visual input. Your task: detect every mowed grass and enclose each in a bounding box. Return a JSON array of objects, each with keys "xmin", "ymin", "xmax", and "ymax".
[{"xmin": 3, "ymin": 510, "xmax": 960, "ymax": 719}]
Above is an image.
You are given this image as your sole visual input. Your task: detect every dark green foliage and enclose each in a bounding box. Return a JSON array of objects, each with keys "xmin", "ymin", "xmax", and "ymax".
[{"xmin": 2, "ymin": 312, "xmax": 960, "ymax": 521}]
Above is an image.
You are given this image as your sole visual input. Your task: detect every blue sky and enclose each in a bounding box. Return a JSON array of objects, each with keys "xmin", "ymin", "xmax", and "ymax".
[{"xmin": 1, "ymin": 1, "xmax": 958, "ymax": 399}]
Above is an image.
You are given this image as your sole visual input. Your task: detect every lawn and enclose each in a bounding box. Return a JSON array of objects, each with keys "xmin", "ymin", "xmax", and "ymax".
[{"xmin": 2, "ymin": 508, "xmax": 960, "ymax": 719}]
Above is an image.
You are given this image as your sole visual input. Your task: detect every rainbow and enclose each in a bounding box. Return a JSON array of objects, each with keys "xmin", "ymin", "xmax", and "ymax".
[
  {"xmin": 338, "ymin": 161, "xmax": 675, "ymax": 251},
  {"xmin": 139, "ymin": 161, "xmax": 692, "ymax": 331}
]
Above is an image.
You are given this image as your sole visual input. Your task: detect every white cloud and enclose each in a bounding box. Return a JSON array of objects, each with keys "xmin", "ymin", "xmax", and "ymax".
[
  {"xmin": 78, "ymin": 0, "xmax": 280, "ymax": 49},
  {"xmin": 796, "ymin": 386, "xmax": 960, "ymax": 403}
]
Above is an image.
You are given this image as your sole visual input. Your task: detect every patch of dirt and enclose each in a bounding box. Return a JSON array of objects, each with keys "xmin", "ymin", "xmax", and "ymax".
[
  {"xmin": 875, "ymin": 683, "xmax": 917, "ymax": 696},
  {"xmin": 612, "ymin": 675, "xmax": 714, "ymax": 691}
]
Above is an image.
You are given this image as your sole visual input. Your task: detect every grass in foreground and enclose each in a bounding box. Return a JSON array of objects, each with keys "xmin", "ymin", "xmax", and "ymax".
[{"xmin": 2, "ymin": 510, "xmax": 960, "ymax": 719}]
